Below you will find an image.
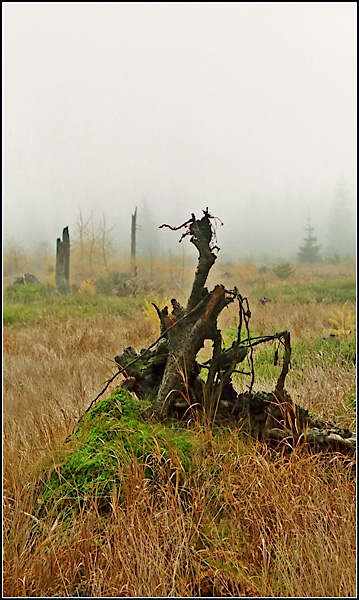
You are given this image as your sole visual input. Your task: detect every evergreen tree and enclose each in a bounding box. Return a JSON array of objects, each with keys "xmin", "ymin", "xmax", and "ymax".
[
  {"xmin": 297, "ymin": 217, "xmax": 322, "ymax": 264},
  {"xmin": 326, "ymin": 178, "xmax": 356, "ymax": 260}
]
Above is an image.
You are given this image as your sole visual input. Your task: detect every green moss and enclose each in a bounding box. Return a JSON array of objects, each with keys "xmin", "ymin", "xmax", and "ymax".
[{"xmin": 37, "ymin": 388, "xmax": 199, "ymax": 520}]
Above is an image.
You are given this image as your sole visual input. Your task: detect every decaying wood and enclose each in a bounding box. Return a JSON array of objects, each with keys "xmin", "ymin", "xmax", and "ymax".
[
  {"xmin": 131, "ymin": 207, "xmax": 137, "ymax": 278},
  {"xmin": 155, "ymin": 211, "xmax": 236, "ymax": 418},
  {"xmin": 110, "ymin": 209, "xmax": 356, "ymax": 454},
  {"xmin": 56, "ymin": 227, "xmax": 70, "ymax": 295}
]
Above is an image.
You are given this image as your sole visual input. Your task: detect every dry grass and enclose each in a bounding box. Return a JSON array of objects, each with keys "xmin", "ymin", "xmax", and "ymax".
[{"xmin": 3, "ymin": 294, "xmax": 356, "ymax": 597}]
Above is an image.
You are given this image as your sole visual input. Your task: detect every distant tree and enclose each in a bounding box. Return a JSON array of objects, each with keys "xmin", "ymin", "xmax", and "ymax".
[
  {"xmin": 75, "ymin": 208, "xmax": 93, "ymax": 275},
  {"xmin": 74, "ymin": 209, "xmax": 117, "ymax": 278},
  {"xmin": 56, "ymin": 227, "xmax": 71, "ymax": 295},
  {"xmin": 98, "ymin": 214, "xmax": 116, "ymax": 273},
  {"xmin": 131, "ymin": 207, "xmax": 138, "ymax": 278},
  {"xmin": 297, "ymin": 217, "xmax": 322, "ymax": 264},
  {"xmin": 272, "ymin": 262, "xmax": 295, "ymax": 279},
  {"xmin": 326, "ymin": 178, "xmax": 356, "ymax": 260}
]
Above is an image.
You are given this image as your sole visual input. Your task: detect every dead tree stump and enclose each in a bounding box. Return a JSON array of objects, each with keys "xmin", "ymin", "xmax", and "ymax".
[
  {"xmin": 109, "ymin": 209, "xmax": 356, "ymax": 455},
  {"xmin": 56, "ymin": 226, "xmax": 70, "ymax": 295},
  {"xmin": 131, "ymin": 207, "xmax": 137, "ymax": 278}
]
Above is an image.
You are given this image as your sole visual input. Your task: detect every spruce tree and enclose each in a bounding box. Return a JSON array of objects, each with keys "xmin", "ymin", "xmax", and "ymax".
[{"xmin": 297, "ymin": 217, "xmax": 321, "ymax": 264}]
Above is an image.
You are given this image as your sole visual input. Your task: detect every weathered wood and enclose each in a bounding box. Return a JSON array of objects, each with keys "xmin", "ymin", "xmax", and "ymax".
[
  {"xmin": 55, "ymin": 227, "xmax": 70, "ymax": 295},
  {"xmin": 185, "ymin": 212, "xmax": 217, "ymax": 311},
  {"xmin": 153, "ymin": 212, "xmax": 237, "ymax": 418},
  {"xmin": 274, "ymin": 331, "xmax": 291, "ymax": 402},
  {"xmin": 63, "ymin": 226, "xmax": 70, "ymax": 285},
  {"xmin": 127, "ymin": 211, "xmax": 291, "ymax": 420},
  {"xmin": 109, "ymin": 209, "xmax": 355, "ymax": 454},
  {"xmin": 131, "ymin": 207, "xmax": 137, "ymax": 278},
  {"xmin": 113, "ymin": 346, "xmax": 356, "ymax": 454}
]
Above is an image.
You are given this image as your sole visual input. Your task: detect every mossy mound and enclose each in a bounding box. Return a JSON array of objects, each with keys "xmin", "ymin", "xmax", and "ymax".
[{"xmin": 37, "ymin": 389, "xmax": 200, "ymax": 520}]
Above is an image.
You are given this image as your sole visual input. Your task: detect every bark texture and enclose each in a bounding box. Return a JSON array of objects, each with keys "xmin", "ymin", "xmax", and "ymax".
[
  {"xmin": 112, "ymin": 209, "xmax": 355, "ymax": 454},
  {"xmin": 56, "ymin": 226, "xmax": 70, "ymax": 295}
]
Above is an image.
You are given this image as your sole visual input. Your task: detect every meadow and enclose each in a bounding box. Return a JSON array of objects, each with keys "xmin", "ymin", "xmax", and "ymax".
[{"xmin": 2, "ymin": 259, "xmax": 356, "ymax": 597}]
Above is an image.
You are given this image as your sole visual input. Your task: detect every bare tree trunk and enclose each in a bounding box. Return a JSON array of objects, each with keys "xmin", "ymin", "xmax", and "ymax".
[
  {"xmin": 63, "ymin": 226, "xmax": 70, "ymax": 286},
  {"xmin": 155, "ymin": 211, "xmax": 234, "ymax": 418},
  {"xmin": 89, "ymin": 217, "xmax": 95, "ymax": 269},
  {"xmin": 56, "ymin": 227, "xmax": 70, "ymax": 295},
  {"xmin": 131, "ymin": 207, "xmax": 137, "ymax": 278},
  {"xmin": 75, "ymin": 209, "xmax": 93, "ymax": 277}
]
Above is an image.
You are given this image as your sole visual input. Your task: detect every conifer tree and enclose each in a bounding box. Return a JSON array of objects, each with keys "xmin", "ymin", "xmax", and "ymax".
[{"xmin": 297, "ymin": 217, "xmax": 322, "ymax": 264}]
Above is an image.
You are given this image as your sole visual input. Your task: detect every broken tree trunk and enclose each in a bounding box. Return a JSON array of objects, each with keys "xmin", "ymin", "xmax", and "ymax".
[
  {"xmin": 155, "ymin": 211, "xmax": 235, "ymax": 419},
  {"xmin": 111, "ymin": 209, "xmax": 355, "ymax": 455},
  {"xmin": 56, "ymin": 226, "xmax": 70, "ymax": 295},
  {"xmin": 117, "ymin": 211, "xmax": 294, "ymax": 423},
  {"xmin": 131, "ymin": 207, "xmax": 137, "ymax": 278},
  {"xmin": 112, "ymin": 209, "xmax": 356, "ymax": 453}
]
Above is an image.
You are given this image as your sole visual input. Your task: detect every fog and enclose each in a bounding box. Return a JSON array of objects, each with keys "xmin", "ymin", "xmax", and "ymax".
[{"xmin": 2, "ymin": 2, "xmax": 357, "ymax": 263}]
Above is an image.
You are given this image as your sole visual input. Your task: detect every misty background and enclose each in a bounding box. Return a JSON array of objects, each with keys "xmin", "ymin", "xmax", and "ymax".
[{"xmin": 2, "ymin": 2, "xmax": 357, "ymax": 267}]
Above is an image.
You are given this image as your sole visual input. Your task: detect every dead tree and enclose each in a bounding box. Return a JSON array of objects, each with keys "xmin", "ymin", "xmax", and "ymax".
[
  {"xmin": 111, "ymin": 209, "xmax": 356, "ymax": 454},
  {"xmin": 99, "ymin": 214, "xmax": 116, "ymax": 272},
  {"xmin": 56, "ymin": 227, "xmax": 70, "ymax": 295},
  {"xmin": 131, "ymin": 207, "xmax": 138, "ymax": 278},
  {"xmin": 115, "ymin": 210, "xmax": 293, "ymax": 421},
  {"xmin": 154, "ymin": 211, "xmax": 233, "ymax": 418}
]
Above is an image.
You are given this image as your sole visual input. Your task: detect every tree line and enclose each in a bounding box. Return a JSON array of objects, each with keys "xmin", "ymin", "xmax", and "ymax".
[{"xmin": 3, "ymin": 179, "xmax": 356, "ymax": 281}]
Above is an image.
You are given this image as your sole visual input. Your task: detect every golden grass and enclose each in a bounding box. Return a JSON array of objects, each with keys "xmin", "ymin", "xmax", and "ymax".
[{"xmin": 3, "ymin": 296, "xmax": 356, "ymax": 597}]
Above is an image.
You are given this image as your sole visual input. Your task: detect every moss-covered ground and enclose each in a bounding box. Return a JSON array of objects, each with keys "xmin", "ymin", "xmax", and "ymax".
[{"xmin": 37, "ymin": 388, "xmax": 200, "ymax": 521}]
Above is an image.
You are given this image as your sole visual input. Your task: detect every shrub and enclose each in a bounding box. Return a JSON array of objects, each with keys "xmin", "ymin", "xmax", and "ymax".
[
  {"xmin": 272, "ymin": 262, "xmax": 295, "ymax": 279},
  {"xmin": 329, "ymin": 300, "xmax": 356, "ymax": 339},
  {"xmin": 94, "ymin": 271, "xmax": 132, "ymax": 295}
]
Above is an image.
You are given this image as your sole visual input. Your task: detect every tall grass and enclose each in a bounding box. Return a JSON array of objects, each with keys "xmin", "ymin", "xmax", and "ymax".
[
  {"xmin": 3, "ymin": 424, "xmax": 356, "ymax": 597},
  {"xmin": 3, "ymin": 272, "xmax": 356, "ymax": 597}
]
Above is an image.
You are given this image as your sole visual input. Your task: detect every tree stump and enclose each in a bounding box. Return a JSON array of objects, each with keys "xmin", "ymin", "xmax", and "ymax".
[
  {"xmin": 56, "ymin": 227, "xmax": 70, "ymax": 295},
  {"xmin": 109, "ymin": 209, "xmax": 356, "ymax": 455}
]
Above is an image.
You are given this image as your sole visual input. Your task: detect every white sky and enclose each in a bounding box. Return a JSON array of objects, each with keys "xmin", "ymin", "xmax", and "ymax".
[{"xmin": 2, "ymin": 2, "xmax": 357, "ymax": 260}]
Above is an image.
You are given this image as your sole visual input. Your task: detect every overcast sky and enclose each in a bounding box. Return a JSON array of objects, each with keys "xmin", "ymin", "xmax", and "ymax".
[{"xmin": 2, "ymin": 2, "xmax": 357, "ymax": 261}]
